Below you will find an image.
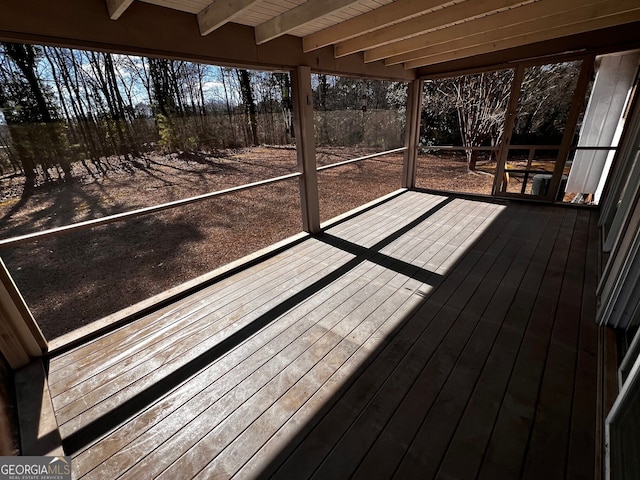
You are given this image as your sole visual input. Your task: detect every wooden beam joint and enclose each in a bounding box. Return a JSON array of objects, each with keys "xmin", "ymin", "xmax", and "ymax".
[{"xmin": 106, "ymin": 0, "xmax": 134, "ymax": 20}]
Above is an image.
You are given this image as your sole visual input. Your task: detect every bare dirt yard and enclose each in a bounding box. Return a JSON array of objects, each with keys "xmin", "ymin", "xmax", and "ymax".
[{"xmin": 0, "ymin": 146, "xmax": 491, "ymax": 339}]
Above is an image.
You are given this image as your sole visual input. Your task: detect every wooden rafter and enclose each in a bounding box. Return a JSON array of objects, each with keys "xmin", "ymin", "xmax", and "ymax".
[
  {"xmin": 302, "ymin": 0, "xmax": 457, "ymax": 53},
  {"xmin": 334, "ymin": 0, "xmax": 535, "ymax": 58},
  {"xmin": 255, "ymin": 0, "xmax": 363, "ymax": 45},
  {"xmin": 106, "ymin": 0, "xmax": 134, "ymax": 20},
  {"xmin": 374, "ymin": 0, "xmax": 605, "ymax": 64},
  {"xmin": 198, "ymin": 0, "xmax": 262, "ymax": 36},
  {"xmin": 404, "ymin": 2, "xmax": 640, "ymax": 68}
]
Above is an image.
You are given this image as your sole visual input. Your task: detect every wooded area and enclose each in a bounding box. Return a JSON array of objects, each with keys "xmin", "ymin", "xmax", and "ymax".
[
  {"xmin": 420, "ymin": 61, "xmax": 583, "ymax": 170},
  {"xmin": 0, "ymin": 43, "xmax": 405, "ymax": 191},
  {"xmin": 0, "ymin": 42, "xmax": 582, "ymax": 193}
]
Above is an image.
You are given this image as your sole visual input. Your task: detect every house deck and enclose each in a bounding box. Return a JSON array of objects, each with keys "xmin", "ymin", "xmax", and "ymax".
[{"xmin": 46, "ymin": 191, "xmax": 598, "ymax": 479}]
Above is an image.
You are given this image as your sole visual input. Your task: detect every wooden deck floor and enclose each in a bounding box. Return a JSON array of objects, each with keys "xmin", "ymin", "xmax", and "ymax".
[{"xmin": 46, "ymin": 191, "xmax": 599, "ymax": 479}]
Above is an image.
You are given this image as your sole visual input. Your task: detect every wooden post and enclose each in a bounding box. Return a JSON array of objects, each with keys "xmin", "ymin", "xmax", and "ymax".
[
  {"xmin": 402, "ymin": 79, "xmax": 423, "ymax": 189},
  {"xmin": 0, "ymin": 257, "xmax": 47, "ymax": 369},
  {"xmin": 492, "ymin": 64, "xmax": 524, "ymax": 196},
  {"xmin": 291, "ymin": 66, "xmax": 321, "ymax": 234},
  {"xmin": 549, "ymin": 55, "xmax": 595, "ymax": 202}
]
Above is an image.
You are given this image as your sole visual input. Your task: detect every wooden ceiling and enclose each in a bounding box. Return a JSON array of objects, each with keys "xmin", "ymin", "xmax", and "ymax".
[
  {"xmin": 106, "ymin": 0, "xmax": 640, "ymax": 71},
  {"xmin": 1, "ymin": 0, "xmax": 639, "ymax": 80}
]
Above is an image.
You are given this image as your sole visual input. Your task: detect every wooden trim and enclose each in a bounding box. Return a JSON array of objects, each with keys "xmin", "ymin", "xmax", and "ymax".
[
  {"xmin": 291, "ymin": 66, "xmax": 321, "ymax": 234},
  {"xmin": 316, "ymin": 147, "xmax": 406, "ymax": 171},
  {"xmin": 302, "ymin": 0, "xmax": 454, "ymax": 53},
  {"xmin": 0, "ymin": 172, "xmax": 301, "ymax": 249},
  {"xmin": 255, "ymin": 0, "xmax": 362, "ymax": 46},
  {"xmin": 0, "ymin": 258, "xmax": 46, "ymax": 369},
  {"xmin": 548, "ymin": 56, "xmax": 595, "ymax": 203},
  {"xmin": 197, "ymin": 0, "xmax": 261, "ymax": 36},
  {"xmin": 105, "ymin": 0, "xmax": 134, "ymax": 20},
  {"xmin": 420, "ymin": 145, "xmax": 501, "ymax": 151},
  {"xmin": 0, "ymin": 309, "xmax": 29, "ymax": 370},
  {"xmin": 335, "ymin": 0, "xmax": 534, "ymax": 58},
  {"xmin": 402, "ymin": 79, "xmax": 422, "ymax": 189}
]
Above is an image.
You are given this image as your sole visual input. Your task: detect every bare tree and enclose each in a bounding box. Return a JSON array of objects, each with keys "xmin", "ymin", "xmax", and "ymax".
[
  {"xmin": 236, "ymin": 69, "xmax": 259, "ymax": 146},
  {"xmin": 424, "ymin": 71, "xmax": 513, "ymax": 171}
]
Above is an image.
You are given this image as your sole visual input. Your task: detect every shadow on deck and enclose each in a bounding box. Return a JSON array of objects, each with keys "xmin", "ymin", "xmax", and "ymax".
[{"xmin": 44, "ymin": 190, "xmax": 598, "ymax": 479}]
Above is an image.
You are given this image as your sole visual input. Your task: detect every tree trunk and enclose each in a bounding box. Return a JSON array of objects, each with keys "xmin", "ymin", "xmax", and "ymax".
[
  {"xmin": 237, "ymin": 69, "xmax": 259, "ymax": 146},
  {"xmin": 1, "ymin": 42, "xmax": 71, "ymax": 183},
  {"xmin": 219, "ymin": 68, "xmax": 237, "ymax": 146},
  {"xmin": 466, "ymin": 149, "xmax": 479, "ymax": 171}
]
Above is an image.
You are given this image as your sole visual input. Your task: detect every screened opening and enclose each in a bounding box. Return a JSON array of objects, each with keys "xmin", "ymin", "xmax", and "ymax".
[
  {"xmin": 0, "ymin": 42, "xmax": 303, "ymax": 339},
  {"xmin": 416, "ymin": 68, "xmax": 514, "ymax": 195},
  {"xmin": 312, "ymin": 74, "xmax": 406, "ymax": 223}
]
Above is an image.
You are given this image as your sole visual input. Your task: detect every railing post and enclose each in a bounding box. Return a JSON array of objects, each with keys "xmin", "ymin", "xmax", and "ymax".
[
  {"xmin": 291, "ymin": 66, "xmax": 321, "ymax": 234},
  {"xmin": 402, "ymin": 79, "xmax": 423, "ymax": 189},
  {"xmin": 0, "ymin": 257, "xmax": 47, "ymax": 369}
]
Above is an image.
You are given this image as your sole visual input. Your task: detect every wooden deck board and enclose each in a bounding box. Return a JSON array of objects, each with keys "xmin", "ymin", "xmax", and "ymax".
[
  {"xmin": 45, "ymin": 191, "xmax": 599, "ymax": 480},
  {"xmin": 354, "ymin": 208, "xmax": 557, "ymax": 480},
  {"xmin": 520, "ymin": 208, "xmax": 588, "ymax": 480},
  {"xmin": 565, "ymin": 211, "xmax": 599, "ymax": 480},
  {"xmin": 55, "ymin": 244, "xmax": 356, "ymax": 433}
]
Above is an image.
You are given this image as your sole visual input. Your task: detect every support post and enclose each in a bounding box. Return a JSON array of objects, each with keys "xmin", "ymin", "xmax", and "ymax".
[
  {"xmin": 493, "ymin": 64, "xmax": 525, "ymax": 196},
  {"xmin": 291, "ymin": 66, "xmax": 321, "ymax": 234},
  {"xmin": 402, "ymin": 79, "xmax": 423, "ymax": 189},
  {"xmin": 550, "ymin": 55, "xmax": 595, "ymax": 202},
  {"xmin": 0, "ymin": 258, "xmax": 47, "ymax": 369}
]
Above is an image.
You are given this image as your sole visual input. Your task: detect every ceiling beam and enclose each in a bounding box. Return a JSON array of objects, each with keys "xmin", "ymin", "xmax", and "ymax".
[
  {"xmin": 255, "ymin": 0, "xmax": 362, "ymax": 45},
  {"xmin": 373, "ymin": 0, "xmax": 603, "ymax": 64},
  {"xmin": 106, "ymin": 0, "xmax": 134, "ymax": 20},
  {"xmin": 0, "ymin": 0, "xmax": 416, "ymax": 81},
  {"xmin": 334, "ymin": 0, "xmax": 535, "ymax": 58},
  {"xmin": 198, "ymin": 0, "xmax": 261, "ymax": 36},
  {"xmin": 405, "ymin": 6, "xmax": 640, "ymax": 68},
  {"xmin": 415, "ymin": 21, "xmax": 640, "ymax": 76},
  {"xmin": 302, "ymin": 0, "xmax": 457, "ymax": 53}
]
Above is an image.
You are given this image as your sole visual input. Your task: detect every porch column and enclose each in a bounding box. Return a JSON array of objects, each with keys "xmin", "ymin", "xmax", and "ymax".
[
  {"xmin": 0, "ymin": 258, "xmax": 47, "ymax": 369},
  {"xmin": 291, "ymin": 66, "xmax": 320, "ymax": 234},
  {"xmin": 402, "ymin": 79, "xmax": 423, "ymax": 189}
]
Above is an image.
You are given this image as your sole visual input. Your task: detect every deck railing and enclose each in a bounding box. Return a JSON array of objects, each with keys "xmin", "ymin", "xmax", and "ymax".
[
  {"xmin": 0, "ymin": 146, "xmax": 409, "ymax": 250},
  {"xmin": 0, "ymin": 172, "xmax": 302, "ymax": 249},
  {"xmin": 316, "ymin": 147, "xmax": 406, "ymax": 171},
  {"xmin": 416, "ymin": 144, "xmax": 619, "ymax": 196}
]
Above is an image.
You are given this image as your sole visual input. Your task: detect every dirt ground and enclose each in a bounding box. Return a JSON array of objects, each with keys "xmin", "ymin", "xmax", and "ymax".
[{"xmin": 0, "ymin": 146, "xmax": 491, "ymax": 339}]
